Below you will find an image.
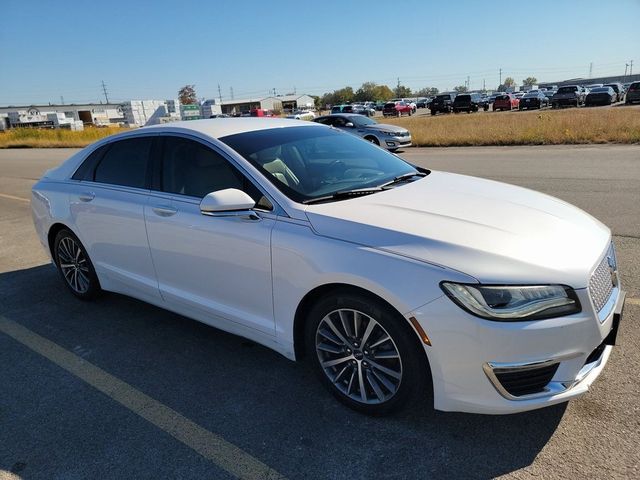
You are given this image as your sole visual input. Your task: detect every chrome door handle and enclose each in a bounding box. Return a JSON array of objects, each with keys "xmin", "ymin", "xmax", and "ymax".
[
  {"xmin": 152, "ymin": 205, "xmax": 178, "ymax": 217},
  {"xmin": 79, "ymin": 192, "xmax": 95, "ymax": 202}
]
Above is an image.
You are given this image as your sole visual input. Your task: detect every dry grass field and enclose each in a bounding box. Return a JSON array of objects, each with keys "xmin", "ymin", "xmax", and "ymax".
[
  {"xmin": 0, "ymin": 126, "xmax": 130, "ymax": 148},
  {"xmin": 1, "ymin": 106, "xmax": 638, "ymax": 148},
  {"xmin": 383, "ymin": 106, "xmax": 640, "ymax": 146}
]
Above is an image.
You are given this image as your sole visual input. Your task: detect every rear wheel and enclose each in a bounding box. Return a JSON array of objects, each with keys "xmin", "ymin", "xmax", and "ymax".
[
  {"xmin": 53, "ymin": 229, "xmax": 101, "ymax": 300},
  {"xmin": 430, "ymin": 110, "xmax": 436, "ymax": 116},
  {"xmin": 305, "ymin": 292, "xmax": 429, "ymax": 415}
]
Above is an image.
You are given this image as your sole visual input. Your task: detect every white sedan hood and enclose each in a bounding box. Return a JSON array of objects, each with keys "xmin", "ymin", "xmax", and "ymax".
[{"xmin": 304, "ymin": 171, "xmax": 610, "ymax": 287}]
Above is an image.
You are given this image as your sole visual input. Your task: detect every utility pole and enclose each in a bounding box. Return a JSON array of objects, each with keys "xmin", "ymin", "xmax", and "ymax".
[
  {"xmin": 630, "ymin": 60, "xmax": 634, "ymax": 76},
  {"xmin": 60, "ymin": 95, "xmax": 64, "ymax": 105},
  {"xmin": 589, "ymin": 62, "xmax": 593, "ymax": 78},
  {"xmin": 466, "ymin": 76, "xmax": 470, "ymax": 90},
  {"xmin": 218, "ymin": 84, "xmax": 222, "ymax": 103},
  {"xmin": 294, "ymin": 85, "xmax": 296, "ymax": 95},
  {"xmin": 101, "ymin": 80, "xmax": 110, "ymax": 104},
  {"xmin": 483, "ymin": 79, "xmax": 486, "ymax": 91},
  {"xmin": 230, "ymin": 87, "xmax": 234, "ymax": 100},
  {"xmin": 499, "ymin": 68, "xmax": 502, "ymax": 87}
]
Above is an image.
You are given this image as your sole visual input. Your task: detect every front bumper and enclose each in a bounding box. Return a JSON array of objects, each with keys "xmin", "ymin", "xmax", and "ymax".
[
  {"xmin": 382, "ymin": 135, "xmax": 412, "ymax": 150},
  {"xmin": 408, "ymin": 286, "xmax": 625, "ymax": 414}
]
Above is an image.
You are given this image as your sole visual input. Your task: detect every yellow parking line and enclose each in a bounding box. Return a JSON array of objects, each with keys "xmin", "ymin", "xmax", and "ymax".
[
  {"xmin": 0, "ymin": 192, "xmax": 30, "ymax": 203},
  {"xmin": 0, "ymin": 316, "xmax": 286, "ymax": 480},
  {"xmin": 627, "ymin": 297, "xmax": 640, "ymax": 306}
]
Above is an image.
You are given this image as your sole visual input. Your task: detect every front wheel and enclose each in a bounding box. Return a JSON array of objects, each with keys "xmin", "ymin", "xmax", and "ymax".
[
  {"xmin": 365, "ymin": 136, "xmax": 380, "ymax": 146},
  {"xmin": 305, "ymin": 292, "xmax": 429, "ymax": 415},
  {"xmin": 53, "ymin": 229, "xmax": 101, "ymax": 300}
]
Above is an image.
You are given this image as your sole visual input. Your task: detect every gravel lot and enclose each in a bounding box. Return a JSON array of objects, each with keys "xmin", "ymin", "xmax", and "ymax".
[{"xmin": 0, "ymin": 145, "xmax": 638, "ymax": 479}]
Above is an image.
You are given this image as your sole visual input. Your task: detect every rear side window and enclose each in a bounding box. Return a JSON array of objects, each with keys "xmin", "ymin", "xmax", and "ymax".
[
  {"xmin": 93, "ymin": 137, "xmax": 152, "ymax": 188},
  {"xmin": 72, "ymin": 144, "xmax": 109, "ymax": 181},
  {"xmin": 629, "ymin": 83, "xmax": 640, "ymax": 91}
]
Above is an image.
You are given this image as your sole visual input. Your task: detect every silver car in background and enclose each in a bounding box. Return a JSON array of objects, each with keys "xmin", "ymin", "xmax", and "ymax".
[{"xmin": 313, "ymin": 114, "xmax": 412, "ymax": 151}]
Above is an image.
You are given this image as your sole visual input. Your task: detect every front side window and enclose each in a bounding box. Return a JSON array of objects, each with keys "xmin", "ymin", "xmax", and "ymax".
[
  {"xmin": 160, "ymin": 137, "xmax": 271, "ymax": 209},
  {"xmin": 93, "ymin": 137, "xmax": 152, "ymax": 189}
]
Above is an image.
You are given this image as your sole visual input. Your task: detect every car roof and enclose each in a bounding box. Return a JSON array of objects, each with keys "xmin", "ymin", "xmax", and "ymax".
[{"xmin": 141, "ymin": 118, "xmax": 317, "ymax": 139}]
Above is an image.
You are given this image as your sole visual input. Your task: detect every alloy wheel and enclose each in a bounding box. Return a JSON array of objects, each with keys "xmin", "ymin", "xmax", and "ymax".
[
  {"xmin": 315, "ymin": 309, "xmax": 403, "ymax": 405},
  {"xmin": 57, "ymin": 236, "xmax": 91, "ymax": 294}
]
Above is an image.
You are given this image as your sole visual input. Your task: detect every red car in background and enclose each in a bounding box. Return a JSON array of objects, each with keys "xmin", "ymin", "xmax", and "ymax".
[
  {"xmin": 493, "ymin": 93, "xmax": 519, "ymax": 111},
  {"xmin": 383, "ymin": 101, "xmax": 413, "ymax": 117}
]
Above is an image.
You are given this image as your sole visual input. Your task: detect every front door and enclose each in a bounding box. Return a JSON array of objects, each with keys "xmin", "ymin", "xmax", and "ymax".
[{"xmin": 144, "ymin": 135, "xmax": 276, "ymax": 334}]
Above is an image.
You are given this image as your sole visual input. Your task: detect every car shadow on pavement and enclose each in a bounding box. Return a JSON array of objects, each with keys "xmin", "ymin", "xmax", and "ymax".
[{"xmin": 0, "ymin": 264, "xmax": 567, "ymax": 479}]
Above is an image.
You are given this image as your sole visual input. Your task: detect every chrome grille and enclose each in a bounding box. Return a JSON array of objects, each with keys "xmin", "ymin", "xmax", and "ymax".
[{"xmin": 589, "ymin": 244, "xmax": 617, "ymax": 312}]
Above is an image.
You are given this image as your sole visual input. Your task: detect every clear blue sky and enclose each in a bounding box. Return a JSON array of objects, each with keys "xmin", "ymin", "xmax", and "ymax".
[{"xmin": 1, "ymin": 0, "xmax": 638, "ymax": 105}]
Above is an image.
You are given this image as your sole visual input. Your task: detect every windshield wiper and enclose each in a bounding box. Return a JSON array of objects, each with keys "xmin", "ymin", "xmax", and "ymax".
[
  {"xmin": 302, "ymin": 187, "xmax": 384, "ymax": 205},
  {"xmin": 378, "ymin": 171, "xmax": 427, "ymax": 188}
]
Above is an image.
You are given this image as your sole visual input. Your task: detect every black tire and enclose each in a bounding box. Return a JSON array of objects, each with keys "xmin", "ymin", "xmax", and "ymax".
[
  {"xmin": 365, "ymin": 136, "xmax": 380, "ymax": 146},
  {"xmin": 304, "ymin": 291, "xmax": 430, "ymax": 415},
  {"xmin": 53, "ymin": 228, "xmax": 101, "ymax": 300},
  {"xmin": 430, "ymin": 110, "xmax": 436, "ymax": 116}
]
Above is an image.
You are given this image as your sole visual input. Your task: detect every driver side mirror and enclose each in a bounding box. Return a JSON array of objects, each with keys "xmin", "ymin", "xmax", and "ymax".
[
  {"xmin": 200, "ymin": 188, "xmax": 259, "ymax": 219},
  {"xmin": 344, "ymin": 122, "xmax": 355, "ymax": 128}
]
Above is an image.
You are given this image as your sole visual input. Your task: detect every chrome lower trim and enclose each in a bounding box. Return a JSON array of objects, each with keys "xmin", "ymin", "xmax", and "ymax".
[
  {"xmin": 483, "ymin": 345, "xmax": 610, "ymax": 401},
  {"xmin": 596, "ymin": 285, "xmax": 619, "ymax": 323}
]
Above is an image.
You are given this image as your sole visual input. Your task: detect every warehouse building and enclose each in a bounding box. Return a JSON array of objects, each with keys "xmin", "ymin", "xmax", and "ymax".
[
  {"xmin": 0, "ymin": 103, "xmax": 125, "ymax": 130},
  {"xmin": 218, "ymin": 94, "xmax": 315, "ymax": 115},
  {"xmin": 539, "ymin": 73, "xmax": 640, "ymax": 89}
]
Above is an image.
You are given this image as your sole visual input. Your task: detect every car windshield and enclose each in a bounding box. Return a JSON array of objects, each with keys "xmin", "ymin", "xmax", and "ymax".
[
  {"xmin": 455, "ymin": 95, "xmax": 470, "ymax": 101},
  {"xmin": 590, "ymin": 87, "xmax": 609, "ymax": 93},
  {"xmin": 523, "ymin": 92, "xmax": 539, "ymax": 97},
  {"xmin": 604, "ymin": 84, "xmax": 619, "ymax": 91},
  {"xmin": 436, "ymin": 95, "xmax": 449, "ymax": 100},
  {"xmin": 629, "ymin": 83, "xmax": 640, "ymax": 91},
  {"xmin": 557, "ymin": 86, "xmax": 577, "ymax": 93},
  {"xmin": 350, "ymin": 116, "xmax": 377, "ymax": 127},
  {"xmin": 219, "ymin": 126, "xmax": 419, "ymax": 203}
]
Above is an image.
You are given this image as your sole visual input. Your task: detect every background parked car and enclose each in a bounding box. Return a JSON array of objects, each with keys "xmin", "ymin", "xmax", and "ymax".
[
  {"xmin": 519, "ymin": 90, "xmax": 550, "ymax": 110},
  {"xmin": 429, "ymin": 93, "xmax": 457, "ymax": 115},
  {"xmin": 383, "ymin": 101, "xmax": 413, "ymax": 117},
  {"xmin": 603, "ymin": 83, "xmax": 624, "ymax": 102},
  {"xmin": 493, "ymin": 93, "xmax": 519, "ymax": 111},
  {"xmin": 543, "ymin": 89, "xmax": 556, "ymax": 103},
  {"xmin": 313, "ymin": 113, "xmax": 412, "ymax": 151},
  {"xmin": 286, "ymin": 110, "xmax": 316, "ymax": 120},
  {"xmin": 452, "ymin": 93, "xmax": 488, "ymax": 113},
  {"xmin": 416, "ymin": 98, "xmax": 430, "ymax": 108},
  {"xmin": 331, "ymin": 105, "xmax": 355, "ymax": 114},
  {"xmin": 585, "ymin": 87, "xmax": 616, "ymax": 106},
  {"xmin": 625, "ymin": 81, "xmax": 640, "ymax": 104},
  {"xmin": 351, "ymin": 104, "xmax": 376, "ymax": 117},
  {"xmin": 551, "ymin": 85, "xmax": 586, "ymax": 108}
]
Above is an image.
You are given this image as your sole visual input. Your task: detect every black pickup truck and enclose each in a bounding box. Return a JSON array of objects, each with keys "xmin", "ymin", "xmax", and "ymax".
[
  {"xmin": 452, "ymin": 93, "xmax": 489, "ymax": 113},
  {"xmin": 429, "ymin": 93, "xmax": 457, "ymax": 115}
]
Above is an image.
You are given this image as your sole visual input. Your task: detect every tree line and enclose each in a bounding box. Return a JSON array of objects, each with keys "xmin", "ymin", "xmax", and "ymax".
[{"xmin": 177, "ymin": 76, "xmax": 539, "ymax": 108}]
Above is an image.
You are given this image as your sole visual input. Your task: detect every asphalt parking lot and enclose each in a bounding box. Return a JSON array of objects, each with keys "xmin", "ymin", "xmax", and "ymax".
[{"xmin": 1, "ymin": 145, "xmax": 639, "ymax": 479}]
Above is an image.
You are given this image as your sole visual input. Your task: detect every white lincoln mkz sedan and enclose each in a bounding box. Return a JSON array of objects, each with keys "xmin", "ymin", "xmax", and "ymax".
[{"xmin": 31, "ymin": 118, "xmax": 625, "ymax": 415}]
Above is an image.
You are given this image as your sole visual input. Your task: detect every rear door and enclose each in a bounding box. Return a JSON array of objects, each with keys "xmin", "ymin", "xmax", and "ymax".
[{"xmin": 70, "ymin": 135, "xmax": 160, "ymax": 301}]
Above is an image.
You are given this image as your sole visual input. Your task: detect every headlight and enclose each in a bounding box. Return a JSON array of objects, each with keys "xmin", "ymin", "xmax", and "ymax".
[
  {"xmin": 382, "ymin": 131, "xmax": 403, "ymax": 136},
  {"xmin": 440, "ymin": 283, "xmax": 581, "ymax": 321}
]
